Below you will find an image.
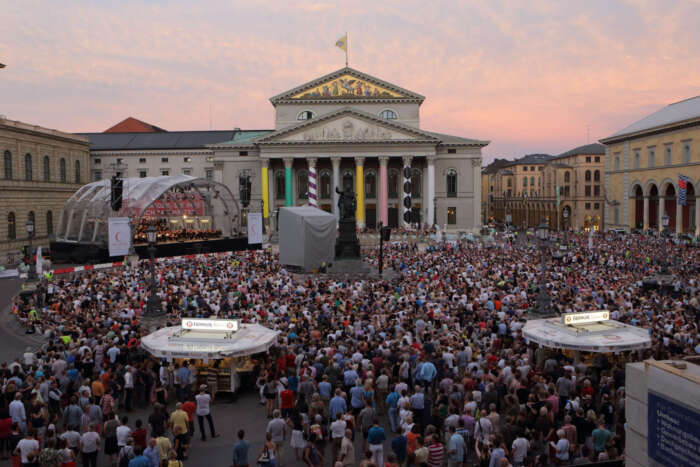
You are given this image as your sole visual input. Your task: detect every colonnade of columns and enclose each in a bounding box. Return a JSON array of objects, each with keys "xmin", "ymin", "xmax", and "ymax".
[
  {"xmin": 639, "ymin": 195, "xmax": 699, "ymax": 236},
  {"xmin": 259, "ymin": 155, "xmax": 436, "ymax": 229}
]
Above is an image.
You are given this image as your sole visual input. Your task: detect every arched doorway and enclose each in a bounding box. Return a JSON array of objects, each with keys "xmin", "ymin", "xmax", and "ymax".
[
  {"xmin": 648, "ymin": 184, "xmax": 659, "ymax": 230},
  {"xmin": 592, "ymin": 215, "xmax": 601, "ymax": 231},
  {"xmin": 584, "ymin": 215, "xmax": 592, "ymax": 232},
  {"xmin": 664, "ymin": 183, "xmax": 676, "ymax": 231},
  {"xmin": 682, "ymin": 182, "xmax": 696, "ymax": 233},
  {"xmin": 633, "ymin": 185, "xmax": 643, "ymax": 229}
]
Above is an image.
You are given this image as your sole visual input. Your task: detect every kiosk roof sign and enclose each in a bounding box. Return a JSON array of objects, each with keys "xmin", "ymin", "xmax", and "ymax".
[
  {"xmin": 562, "ymin": 311, "xmax": 609, "ymax": 326},
  {"xmin": 181, "ymin": 318, "xmax": 239, "ymax": 332}
]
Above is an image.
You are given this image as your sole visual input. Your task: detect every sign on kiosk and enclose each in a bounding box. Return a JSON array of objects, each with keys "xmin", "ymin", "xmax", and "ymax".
[
  {"xmin": 181, "ymin": 318, "xmax": 240, "ymax": 332},
  {"xmin": 562, "ymin": 310, "xmax": 610, "ymax": 325}
]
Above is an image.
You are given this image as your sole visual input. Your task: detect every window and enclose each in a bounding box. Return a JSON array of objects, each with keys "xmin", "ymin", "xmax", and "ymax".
[
  {"xmin": 564, "ymin": 186, "xmax": 570, "ymax": 196},
  {"xmin": 320, "ymin": 170, "xmax": 332, "ymax": 199},
  {"xmin": 60, "ymin": 158, "xmax": 66, "ymax": 182},
  {"xmin": 586, "ymin": 156, "xmax": 591, "ymax": 163},
  {"xmin": 411, "ymin": 169, "xmax": 421, "ymax": 198},
  {"xmin": 594, "ymin": 185, "xmax": 600, "ymax": 196},
  {"xmin": 342, "ymin": 170, "xmax": 353, "ymax": 191},
  {"xmin": 275, "ymin": 171, "xmax": 285, "ymax": 200},
  {"xmin": 614, "ymin": 153, "xmax": 620, "ymax": 170},
  {"xmin": 160, "ymin": 169, "xmax": 169, "ymax": 176},
  {"xmin": 365, "ymin": 170, "xmax": 377, "ymax": 199},
  {"xmin": 594, "ymin": 203, "xmax": 600, "ymax": 210},
  {"xmin": 94, "ymin": 158, "xmax": 101, "ymax": 164},
  {"xmin": 648, "ymin": 147, "xmax": 655, "ymax": 167},
  {"xmin": 585, "ymin": 186, "xmax": 591, "ymax": 196},
  {"xmin": 182, "ymin": 168, "xmax": 192, "ymax": 176},
  {"xmin": 139, "ymin": 170, "xmax": 147, "ymax": 178},
  {"xmin": 523, "ymin": 167, "xmax": 528, "ymax": 172},
  {"xmin": 595, "ymin": 156, "xmax": 600, "ymax": 163},
  {"xmin": 530, "ymin": 176, "xmax": 534, "ymax": 187},
  {"xmin": 159, "ymin": 157, "xmax": 168, "ymax": 163},
  {"xmin": 593, "ymin": 170, "xmax": 600, "ymax": 182},
  {"xmin": 3, "ymin": 151, "xmax": 12, "ymax": 179},
  {"xmin": 523, "ymin": 177, "xmax": 528, "ymax": 187},
  {"xmin": 239, "ymin": 151, "xmax": 248, "ymax": 156},
  {"xmin": 531, "ymin": 166, "xmax": 535, "ymax": 171},
  {"xmin": 74, "ymin": 160, "xmax": 81, "ymax": 183},
  {"xmin": 46, "ymin": 211, "xmax": 53, "ymax": 235},
  {"xmin": 297, "ymin": 110, "xmax": 314, "ymax": 121},
  {"xmin": 7, "ymin": 212, "xmax": 16, "ymax": 240},
  {"xmin": 507, "ymin": 178, "xmax": 512, "ymax": 187},
  {"xmin": 116, "ymin": 158, "xmax": 123, "ymax": 165},
  {"xmin": 388, "ymin": 169, "xmax": 399, "ymax": 198},
  {"xmin": 139, "ymin": 158, "xmax": 146, "ymax": 164},
  {"xmin": 585, "ymin": 170, "xmax": 591, "ymax": 182},
  {"xmin": 297, "ymin": 171, "xmax": 309, "ymax": 199},
  {"xmin": 28, "ymin": 212, "xmax": 35, "ymax": 234},
  {"xmin": 93, "ymin": 170, "xmax": 102, "ymax": 181},
  {"xmin": 184, "ymin": 157, "xmax": 192, "ymax": 163},
  {"xmin": 539, "ymin": 166, "xmax": 543, "ymax": 171},
  {"xmin": 43, "ymin": 156, "xmax": 50, "ymax": 181},
  {"xmin": 634, "ymin": 149, "xmax": 640, "ymax": 169},
  {"xmin": 379, "ymin": 109, "xmax": 397, "ymax": 120},
  {"xmin": 447, "ymin": 207, "xmax": 457, "ymax": 225},
  {"xmin": 446, "ymin": 169, "xmax": 458, "ymax": 197},
  {"xmin": 564, "ymin": 172, "xmax": 570, "ymax": 183},
  {"xmin": 614, "ymin": 206, "xmax": 620, "ymax": 224},
  {"xmin": 585, "ymin": 203, "xmax": 591, "ymax": 210},
  {"xmin": 664, "ymin": 144, "xmax": 672, "ymax": 166},
  {"xmin": 447, "ymin": 148, "xmax": 456, "ymax": 154},
  {"xmin": 205, "ymin": 169, "xmax": 213, "ymax": 180},
  {"xmin": 24, "ymin": 153, "xmax": 32, "ymax": 181},
  {"xmin": 682, "ymin": 141, "xmax": 691, "ymax": 163}
]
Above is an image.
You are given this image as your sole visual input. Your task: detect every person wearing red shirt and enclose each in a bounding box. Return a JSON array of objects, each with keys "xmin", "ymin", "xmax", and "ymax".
[
  {"xmin": 181, "ymin": 398, "xmax": 196, "ymax": 435},
  {"xmin": 279, "ymin": 386, "xmax": 295, "ymax": 417},
  {"xmin": 131, "ymin": 419, "xmax": 147, "ymax": 450}
]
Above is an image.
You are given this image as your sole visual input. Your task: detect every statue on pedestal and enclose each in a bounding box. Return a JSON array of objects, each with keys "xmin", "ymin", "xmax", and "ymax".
[{"xmin": 335, "ymin": 186, "xmax": 361, "ymax": 259}]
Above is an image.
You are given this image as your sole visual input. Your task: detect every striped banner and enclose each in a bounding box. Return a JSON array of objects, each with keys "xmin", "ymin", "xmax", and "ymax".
[
  {"xmin": 678, "ymin": 174, "xmax": 689, "ymax": 206},
  {"xmin": 309, "ymin": 167, "xmax": 318, "ymax": 207}
]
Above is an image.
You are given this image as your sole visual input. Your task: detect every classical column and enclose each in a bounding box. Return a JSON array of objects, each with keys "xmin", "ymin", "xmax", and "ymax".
[
  {"xmin": 331, "ymin": 157, "xmax": 341, "ymax": 220},
  {"xmin": 472, "ymin": 158, "xmax": 482, "ymax": 232},
  {"xmin": 308, "ymin": 158, "xmax": 318, "ymax": 208},
  {"xmin": 355, "ymin": 157, "xmax": 365, "ymax": 228},
  {"xmin": 426, "ymin": 156, "xmax": 435, "ymax": 227},
  {"xmin": 379, "ymin": 156, "xmax": 389, "ymax": 226},
  {"xmin": 658, "ymin": 196, "xmax": 665, "ymax": 231},
  {"xmin": 261, "ymin": 159, "xmax": 270, "ymax": 222},
  {"xmin": 695, "ymin": 196, "xmax": 700, "ymax": 237},
  {"xmin": 402, "ymin": 156, "xmax": 413, "ymax": 228},
  {"xmin": 676, "ymin": 200, "xmax": 683, "ymax": 234},
  {"xmin": 283, "ymin": 158, "xmax": 293, "ymax": 207},
  {"xmin": 643, "ymin": 196, "xmax": 649, "ymax": 231}
]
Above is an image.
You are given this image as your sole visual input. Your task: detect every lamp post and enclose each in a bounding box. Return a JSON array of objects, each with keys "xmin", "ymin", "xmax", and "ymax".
[
  {"xmin": 25, "ymin": 218, "xmax": 36, "ymax": 280},
  {"xmin": 661, "ymin": 213, "xmax": 669, "ymax": 274},
  {"xmin": 145, "ymin": 222, "xmax": 161, "ymax": 316},
  {"xmin": 530, "ymin": 217, "xmax": 555, "ymax": 320},
  {"xmin": 562, "ymin": 208, "xmax": 569, "ymax": 246}
]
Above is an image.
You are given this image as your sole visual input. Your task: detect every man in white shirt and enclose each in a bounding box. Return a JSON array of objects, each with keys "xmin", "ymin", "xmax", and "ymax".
[
  {"xmin": 266, "ymin": 409, "xmax": 287, "ymax": 466},
  {"xmin": 8, "ymin": 392, "xmax": 26, "ymax": 432},
  {"xmin": 329, "ymin": 412, "xmax": 347, "ymax": 461},
  {"xmin": 14, "ymin": 429, "xmax": 39, "ymax": 465},
  {"xmin": 195, "ymin": 384, "xmax": 218, "ymax": 441},
  {"xmin": 80, "ymin": 425, "xmax": 101, "ymax": 467},
  {"xmin": 123, "ymin": 366, "xmax": 134, "ymax": 411},
  {"xmin": 511, "ymin": 432, "xmax": 530, "ymax": 467},
  {"xmin": 116, "ymin": 416, "xmax": 132, "ymax": 448}
]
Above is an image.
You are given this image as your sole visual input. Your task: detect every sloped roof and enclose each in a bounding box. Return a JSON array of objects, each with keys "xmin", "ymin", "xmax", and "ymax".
[
  {"xmin": 482, "ymin": 158, "xmax": 512, "ymax": 174},
  {"xmin": 269, "ymin": 67, "xmax": 425, "ymax": 104},
  {"xmin": 104, "ymin": 117, "xmax": 167, "ymax": 133},
  {"xmin": 505, "ymin": 154, "xmax": 553, "ymax": 167},
  {"xmin": 601, "ymin": 95, "xmax": 700, "ymax": 143},
  {"xmin": 78, "ymin": 130, "xmax": 237, "ymax": 150},
  {"xmin": 554, "ymin": 143, "xmax": 605, "ymax": 159}
]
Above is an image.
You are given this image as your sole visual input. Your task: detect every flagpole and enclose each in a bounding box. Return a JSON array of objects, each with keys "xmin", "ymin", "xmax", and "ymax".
[{"xmin": 346, "ymin": 32, "xmax": 349, "ymax": 67}]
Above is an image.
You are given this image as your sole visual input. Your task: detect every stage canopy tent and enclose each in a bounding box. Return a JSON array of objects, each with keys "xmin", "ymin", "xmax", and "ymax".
[
  {"xmin": 279, "ymin": 206, "xmax": 335, "ymax": 272},
  {"xmin": 141, "ymin": 322, "xmax": 280, "ymax": 360},
  {"xmin": 55, "ymin": 175, "xmax": 240, "ymax": 246}
]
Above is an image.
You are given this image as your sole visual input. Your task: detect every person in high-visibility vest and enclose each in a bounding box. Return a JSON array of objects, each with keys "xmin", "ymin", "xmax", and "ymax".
[{"xmin": 27, "ymin": 308, "xmax": 38, "ymax": 334}]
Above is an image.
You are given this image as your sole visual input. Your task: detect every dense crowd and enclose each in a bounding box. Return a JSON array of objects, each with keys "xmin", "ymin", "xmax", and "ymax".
[{"xmin": 4, "ymin": 230, "xmax": 700, "ymax": 467}]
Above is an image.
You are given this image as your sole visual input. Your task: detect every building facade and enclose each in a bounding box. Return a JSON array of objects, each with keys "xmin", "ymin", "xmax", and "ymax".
[
  {"xmin": 0, "ymin": 118, "xmax": 90, "ymax": 265},
  {"xmin": 600, "ymin": 96, "xmax": 699, "ymax": 235}
]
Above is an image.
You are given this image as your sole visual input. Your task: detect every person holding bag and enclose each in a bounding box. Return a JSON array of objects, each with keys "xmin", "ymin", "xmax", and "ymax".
[{"xmin": 257, "ymin": 432, "xmax": 276, "ymax": 467}]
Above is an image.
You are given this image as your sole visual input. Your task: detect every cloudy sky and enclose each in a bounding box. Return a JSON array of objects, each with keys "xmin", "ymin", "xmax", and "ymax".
[{"xmin": 2, "ymin": 0, "xmax": 699, "ymax": 161}]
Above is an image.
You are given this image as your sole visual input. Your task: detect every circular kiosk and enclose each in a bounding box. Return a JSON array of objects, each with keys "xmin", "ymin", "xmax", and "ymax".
[
  {"xmin": 523, "ymin": 311, "xmax": 651, "ymax": 355},
  {"xmin": 142, "ymin": 318, "xmax": 279, "ymax": 393}
]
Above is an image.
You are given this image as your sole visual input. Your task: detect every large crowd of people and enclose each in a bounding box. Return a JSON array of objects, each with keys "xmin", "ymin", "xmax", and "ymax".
[{"xmin": 3, "ymin": 229, "xmax": 699, "ymax": 467}]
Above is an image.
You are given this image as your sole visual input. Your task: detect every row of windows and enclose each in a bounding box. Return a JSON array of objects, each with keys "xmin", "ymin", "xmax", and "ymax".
[
  {"xmin": 272, "ymin": 169, "xmax": 459, "ymax": 200},
  {"xmin": 93, "ymin": 168, "xmax": 215, "ymax": 181},
  {"xmin": 297, "ymin": 109, "xmax": 398, "ymax": 121},
  {"xmin": 522, "ymin": 166, "xmax": 545, "ymax": 172},
  {"xmin": 614, "ymin": 141, "xmax": 693, "ymax": 170},
  {"xmin": 6, "ymin": 211, "xmax": 54, "ymax": 240},
  {"xmin": 3, "ymin": 151, "xmax": 81, "ymax": 183},
  {"xmin": 94, "ymin": 156, "xmax": 210, "ymax": 165}
]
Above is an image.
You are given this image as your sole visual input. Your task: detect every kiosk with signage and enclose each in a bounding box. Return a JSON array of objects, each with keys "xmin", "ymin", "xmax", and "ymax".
[
  {"xmin": 141, "ymin": 318, "xmax": 279, "ymax": 393},
  {"xmin": 523, "ymin": 310, "xmax": 651, "ymax": 354}
]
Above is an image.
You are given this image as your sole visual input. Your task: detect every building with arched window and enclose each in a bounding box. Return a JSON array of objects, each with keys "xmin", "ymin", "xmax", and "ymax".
[
  {"xmin": 0, "ymin": 117, "xmax": 89, "ymax": 265},
  {"xmin": 601, "ymin": 95, "xmax": 699, "ymax": 235}
]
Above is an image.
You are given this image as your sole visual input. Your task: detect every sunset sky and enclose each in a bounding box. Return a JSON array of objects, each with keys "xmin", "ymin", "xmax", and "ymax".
[{"xmin": 2, "ymin": 0, "xmax": 699, "ymax": 162}]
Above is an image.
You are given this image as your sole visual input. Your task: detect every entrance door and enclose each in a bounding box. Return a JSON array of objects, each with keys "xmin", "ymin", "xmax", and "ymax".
[
  {"xmin": 388, "ymin": 207, "xmax": 399, "ymax": 228},
  {"xmin": 366, "ymin": 204, "xmax": 377, "ymax": 229}
]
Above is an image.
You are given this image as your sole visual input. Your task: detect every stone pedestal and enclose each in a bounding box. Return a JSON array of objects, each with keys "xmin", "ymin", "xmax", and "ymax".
[{"xmin": 335, "ymin": 218, "xmax": 360, "ymax": 259}]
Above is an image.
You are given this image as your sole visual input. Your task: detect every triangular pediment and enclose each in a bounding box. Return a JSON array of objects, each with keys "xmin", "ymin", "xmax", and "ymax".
[
  {"xmin": 256, "ymin": 108, "xmax": 439, "ymax": 144},
  {"xmin": 270, "ymin": 67, "xmax": 425, "ymax": 104}
]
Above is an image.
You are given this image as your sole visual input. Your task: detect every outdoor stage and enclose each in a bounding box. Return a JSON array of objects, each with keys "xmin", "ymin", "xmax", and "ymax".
[{"xmin": 50, "ymin": 236, "xmax": 261, "ymax": 264}]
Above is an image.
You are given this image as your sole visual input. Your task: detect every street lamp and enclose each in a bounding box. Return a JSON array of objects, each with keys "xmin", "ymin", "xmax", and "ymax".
[
  {"xmin": 25, "ymin": 218, "xmax": 36, "ymax": 280},
  {"xmin": 145, "ymin": 222, "xmax": 161, "ymax": 316},
  {"xmin": 562, "ymin": 208, "xmax": 569, "ymax": 246},
  {"xmin": 530, "ymin": 217, "xmax": 555, "ymax": 319},
  {"xmin": 661, "ymin": 213, "xmax": 670, "ymax": 274}
]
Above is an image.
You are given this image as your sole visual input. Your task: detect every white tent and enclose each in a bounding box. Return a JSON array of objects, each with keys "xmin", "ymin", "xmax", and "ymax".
[{"xmin": 278, "ymin": 206, "xmax": 336, "ymax": 271}]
